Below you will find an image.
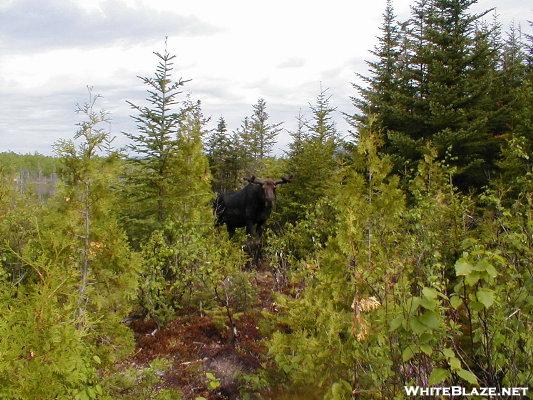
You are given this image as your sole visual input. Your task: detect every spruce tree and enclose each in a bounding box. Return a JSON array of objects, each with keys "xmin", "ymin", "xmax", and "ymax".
[
  {"xmin": 122, "ymin": 43, "xmax": 189, "ymax": 239},
  {"xmin": 355, "ymin": 0, "xmax": 502, "ymax": 188},
  {"xmin": 287, "ymin": 108, "xmax": 308, "ymax": 156},
  {"xmin": 351, "ymin": 0, "xmax": 402, "ymax": 136},
  {"xmin": 306, "ymin": 87, "xmax": 337, "ymax": 143},
  {"xmin": 206, "ymin": 116, "xmax": 229, "ymax": 158},
  {"xmin": 422, "ymin": 0, "xmax": 497, "ymax": 186},
  {"xmin": 236, "ymin": 116, "xmax": 258, "ymax": 176},
  {"xmin": 495, "ymin": 24, "xmax": 529, "ymax": 137},
  {"xmin": 206, "ymin": 116, "xmax": 235, "ymax": 192},
  {"xmin": 279, "ymin": 88, "xmax": 338, "ymax": 223},
  {"xmin": 227, "ymin": 130, "xmax": 250, "ymax": 190},
  {"xmin": 171, "ymin": 96, "xmax": 212, "ymax": 224},
  {"xmin": 247, "ymin": 98, "xmax": 283, "ymax": 159}
]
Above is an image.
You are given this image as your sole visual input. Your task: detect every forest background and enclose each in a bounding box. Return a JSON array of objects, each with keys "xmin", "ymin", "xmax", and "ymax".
[{"xmin": 0, "ymin": 0, "xmax": 531, "ymax": 399}]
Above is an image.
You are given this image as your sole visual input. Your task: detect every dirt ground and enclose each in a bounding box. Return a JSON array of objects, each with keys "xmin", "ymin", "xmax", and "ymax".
[{"xmin": 125, "ymin": 270, "xmax": 277, "ymax": 400}]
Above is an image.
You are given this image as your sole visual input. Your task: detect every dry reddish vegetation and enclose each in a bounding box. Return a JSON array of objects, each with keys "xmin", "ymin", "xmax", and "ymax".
[{"xmin": 125, "ymin": 270, "xmax": 277, "ymax": 400}]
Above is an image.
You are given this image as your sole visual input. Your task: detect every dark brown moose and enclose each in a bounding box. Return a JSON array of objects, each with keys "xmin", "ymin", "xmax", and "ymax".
[{"xmin": 213, "ymin": 175, "xmax": 291, "ymax": 237}]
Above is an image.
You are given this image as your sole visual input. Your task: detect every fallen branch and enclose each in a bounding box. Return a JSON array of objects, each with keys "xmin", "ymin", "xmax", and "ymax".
[{"xmin": 179, "ymin": 357, "xmax": 208, "ymax": 366}]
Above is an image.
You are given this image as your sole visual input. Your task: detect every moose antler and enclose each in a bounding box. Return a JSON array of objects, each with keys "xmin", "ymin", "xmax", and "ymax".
[
  {"xmin": 275, "ymin": 175, "xmax": 293, "ymax": 185},
  {"xmin": 244, "ymin": 176, "xmax": 264, "ymax": 185}
]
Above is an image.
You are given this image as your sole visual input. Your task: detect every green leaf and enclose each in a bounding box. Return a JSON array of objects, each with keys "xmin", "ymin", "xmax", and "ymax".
[
  {"xmin": 450, "ymin": 296, "xmax": 463, "ymax": 309},
  {"xmin": 455, "ymin": 259, "xmax": 472, "ymax": 276},
  {"xmin": 457, "ymin": 369, "xmax": 478, "ymax": 385},
  {"xmin": 206, "ymin": 372, "xmax": 216, "ymax": 380},
  {"xmin": 473, "ymin": 258, "xmax": 491, "ymax": 272},
  {"xmin": 77, "ymin": 392, "xmax": 90, "ymax": 400},
  {"xmin": 419, "ymin": 296, "xmax": 437, "ymax": 310},
  {"xmin": 93, "ymin": 355, "xmax": 101, "ymax": 365},
  {"xmin": 402, "ymin": 346, "xmax": 415, "ymax": 362},
  {"xmin": 465, "ymin": 271, "xmax": 481, "ymax": 286},
  {"xmin": 429, "ymin": 368, "xmax": 449, "ymax": 385},
  {"xmin": 87, "ymin": 388, "xmax": 96, "ymax": 400},
  {"xmin": 409, "ymin": 316, "xmax": 427, "ymax": 334},
  {"xmin": 442, "ymin": 348, "xmax": 455, "ymax": 359},
  {"xmin": 485, "ymin": 263, "xmax": 498, "ymax": 278},
  {"xmin": 422, "ymin": 287, "xmax": 438, "ymax": 299},
  {"xmin": 329, "ymin": 380, "xmax": 352, "ymax": 398},
  {"xmin": 419, "ymin": 311, "xmax": 440, "ymax": 330},
  {"xmin": 390, "ymin": 315, "xmax": 403, "ymax": 331},
  {"xmin": 406, "ymin": 296, "xmax": 420, "ymax": 314},
  {"xmin": 208, "ymin": 380, "xmax": 221, "ymax": 390},
  {"xmin": 477, "ymin": 288, "xmax": 495, "ymax": 308},
  {"xmin": 449, "ymin": 357, "xmax": 461, "ymax": 371},
  {"xmin": 420, "ymin": 344, "xmax": 433, "ymax": 355}
]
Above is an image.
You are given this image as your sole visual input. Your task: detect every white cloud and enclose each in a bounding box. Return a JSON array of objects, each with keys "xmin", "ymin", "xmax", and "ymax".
[
  {"xmin": 0, "ymin": 0, "xmax": 219, "ymax": 53},
  {"xmin": 278, "ymin": 57, "xmax": 306, "ymax": 69},
  {"xmin": 0, "ymin": 0, "xmax": 530, "ymax": 154}
]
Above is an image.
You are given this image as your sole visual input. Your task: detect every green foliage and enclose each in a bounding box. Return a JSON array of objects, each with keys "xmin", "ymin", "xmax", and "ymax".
[
  {"xmin": 0, "ymin": 151, "xmax": 58, "ymax": 175},
  {"xmin": 52, "ymin": 90, "xmax": 140, "ymax": 365},
  {"xmin": 0, "ymin": 247, "xmax": 100, "ymax": 400},
  {"xmin": 139, "ymin": 223, "xmax": 209, "ymax": 325},
  {"xmin": 350, "ymin": 0, "xmax": 401, "ymax": 136},
  {"xmin": 0, "ymin": 90, "xmax": 140, "ymax": 399},
  {"xmin": 205, "ymin": 371, "xmax": 221, "ymax": 390},
  {"xmin": 207, "ymin": 116, "xmax": 241, "ymax": 192},
  {"xmin": 277, "ymin": 88, "xmax": 339, "ymax": 224},
  {"xmin": 265, "ymin": 126, "xmax": 532, "ymax": 397},
  {"xmin": 102, "ymin": 358, "xmax": 182, "ymax": 400},
  {"xmin": 244, "ymin": 98, "xmax": 283, "ymax": 160},
  {"xmin": 268, "ymin": 129, "xmax": 405, "ymax": 397},
  {"xmin": 495, "ymin": 134, "xmax": 532, "ymax": 197},
  {"xmin": 121, "ymin": 44, "xmax": 192, "ymax": 240},
  {"xmin": 139, "ymin": 221, "xmax": 254, "ymax": 327},
  {"xmin": 353, "ymin": 0, "xmax": 532, "ymax": 188}
]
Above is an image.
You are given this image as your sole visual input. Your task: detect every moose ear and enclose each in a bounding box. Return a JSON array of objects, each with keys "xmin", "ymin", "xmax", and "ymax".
[{"xmin": 244, "ymin": 175, "xmax": 256, "ymax": 183}]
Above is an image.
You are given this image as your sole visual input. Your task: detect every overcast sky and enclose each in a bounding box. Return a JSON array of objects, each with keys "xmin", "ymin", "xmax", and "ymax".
[{"xmin": 0, "ymin": 0, "xmax": 530, "ymax": 155}]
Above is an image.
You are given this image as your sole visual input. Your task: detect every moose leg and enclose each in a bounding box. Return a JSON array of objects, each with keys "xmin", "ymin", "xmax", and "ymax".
[
  {"xmin": 245, "ymin": 221, "xmax": 256, "ymax": 236},
  {"xmin": 256, "ymin": 223, "xmax": 264, "ymax": 238},
  {"xmin": 227, "ymin": 225, "xmax": 236, "ymax": 238}
]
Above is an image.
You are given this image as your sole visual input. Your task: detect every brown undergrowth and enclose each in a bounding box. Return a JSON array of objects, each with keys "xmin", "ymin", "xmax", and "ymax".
[{"xmin": 121, "ymin": 269, "xmax": 278, "ymax": 400}]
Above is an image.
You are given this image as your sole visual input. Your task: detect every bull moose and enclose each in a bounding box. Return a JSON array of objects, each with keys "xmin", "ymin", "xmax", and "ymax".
[{"xmin": 214, "ymin": 175, "xmax": 291, "ymax": 237}]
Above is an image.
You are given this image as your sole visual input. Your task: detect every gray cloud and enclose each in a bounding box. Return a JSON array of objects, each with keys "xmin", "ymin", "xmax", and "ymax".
[
  {"xmin": 277, "ymin": 57, "xmax": 306, "ymax": 69},
  {"xmin": 190, "ymin": 79, "xmax": 244, "ymax": 103},
  {"xmin": 0, "ymin": 0, "xmax": 219, "ymax": 53}
]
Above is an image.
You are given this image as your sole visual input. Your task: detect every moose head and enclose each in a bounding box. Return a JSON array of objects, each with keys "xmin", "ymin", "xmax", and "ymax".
[{"xmin": 244, "ymin": 175, "xmax": 292, "ymax": 203}]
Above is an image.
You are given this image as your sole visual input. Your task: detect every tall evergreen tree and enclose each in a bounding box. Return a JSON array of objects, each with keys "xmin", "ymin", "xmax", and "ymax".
[
  {"xmin": 306, "ymin": 87, "xmax": 338, "ymax": 143},
  {"xmin": 422, "ymin": 0, "xmax": 498, "ymax": 186},
  {"xmin": 206, "ymin": 117, "xmax": 235, "ymax": 192},
  {"xmin": 206, "ymin": 116, "xmax": 229, "ymax": 158},
  {"xmin": 279, "ymin": 88, "xmax": 338, "ymax": 223},
  {"xmin": 351, "ymin": 0, "xmax": 402, "ymax": 136},
  {"xmin": 355, "ymin": 0, "xmax": 502, "ymax": 188},
  {"xmin": 287, "ymin": 108, "xmax": 308, "ymax": 156},
  {"xmin": 247, "ymin": 98, "xmax": 283, "ymax": 159},
  {"xmin": 171, "ymin": 96, "xmax": 212, "ymax": 224},
  {"xmin": 495, "ymin": 24, "xmax": 529, "ymax": 135},
  {"xmin": 122, "ymin": 43, "xmax": 189, "ymax": 239},
  {"xmin": 236, "ymin": 116, "xmax": 258, "ymax": 176}
]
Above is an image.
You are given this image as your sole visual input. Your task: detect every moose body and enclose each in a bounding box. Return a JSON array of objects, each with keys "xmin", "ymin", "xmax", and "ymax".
[{"xmin": 214, "ymin": 176, "xmax": 290, "ymax": 237}]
